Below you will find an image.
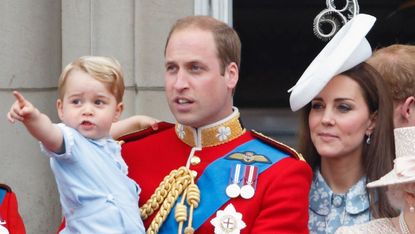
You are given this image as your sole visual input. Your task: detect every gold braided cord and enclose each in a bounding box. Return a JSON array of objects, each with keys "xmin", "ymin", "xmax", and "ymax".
[
  {"xmin": 175, "ymin": 204, "xmax": 187, "ymax": 222},
  {"xmin": 185, "ymin": 184, "xmax": 200, "ymax": 208},
  {"xmin": 176, "ymin": 189, "xmax": 188, "ymax": 234},
  {"xmin": 177, "ymin": 183, "xmax": 200, "ymax": 234},
  {"xmin": 140, "ymin": 167, "xmax": 188, "ymax": 220},
  {"xmin": 142, "ymin": 166, "xmax": 200, "ymax": 234},
  {"xmin": 175, "ymin": 203, "xmax": 187, "ymax": 233},
  {"xmin": 148, "ymin": 175, "xmax": 191, "ymax": 234}
]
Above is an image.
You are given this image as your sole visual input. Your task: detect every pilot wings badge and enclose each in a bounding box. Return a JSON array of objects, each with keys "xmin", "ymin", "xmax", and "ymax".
[{"xmin": 226, "ymin": 151, "xmax": 271, "ymax": 165}]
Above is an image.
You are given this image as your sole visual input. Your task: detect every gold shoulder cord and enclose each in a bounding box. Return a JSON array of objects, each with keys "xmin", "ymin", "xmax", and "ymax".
[{"xmin": 141, "ymin": 166, "xmax": 201, "ymax": 234}]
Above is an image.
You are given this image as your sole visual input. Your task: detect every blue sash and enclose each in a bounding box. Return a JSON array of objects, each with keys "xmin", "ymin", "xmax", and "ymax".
[
  {"xmin": 0, "ymin": 188, "xmax": 6, "ymax": 205},
  {"xmin": 159, "ymin": 139, "xmax": 289, "ymax": 233}
]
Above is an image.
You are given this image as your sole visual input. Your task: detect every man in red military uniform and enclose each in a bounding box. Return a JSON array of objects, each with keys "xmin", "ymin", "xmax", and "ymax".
[
  {"xmin": 0, "ymin": 184, "xmax": 25, "ymax": 234},
  {"xmin": 120, "ymin": 15, "xmax": 312, "ymax": 233}
]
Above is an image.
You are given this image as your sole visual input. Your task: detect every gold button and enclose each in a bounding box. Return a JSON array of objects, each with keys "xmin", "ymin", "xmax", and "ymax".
[
  {"xmin": 190, "ymin": 156, "xmax": 201, "ymax": 165},
  {"xmin": 191, "ymin": 170, "xmax": 198, "ymax": 178}
]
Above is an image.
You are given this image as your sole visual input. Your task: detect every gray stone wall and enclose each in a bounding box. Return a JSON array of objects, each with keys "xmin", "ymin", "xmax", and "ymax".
[{"xmin": 0, "ymin": 0, "xmax": 192, "ymax": 233}]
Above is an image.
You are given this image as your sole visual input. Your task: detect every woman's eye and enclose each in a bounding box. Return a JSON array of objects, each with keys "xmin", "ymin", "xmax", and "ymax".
[
  {"xmin": 337, "ymin": 104, "xmax": 352, "ymax": 112},
  {"xmin": 311, "ymin": 102, "xmax": 324, "ymax": 110}
]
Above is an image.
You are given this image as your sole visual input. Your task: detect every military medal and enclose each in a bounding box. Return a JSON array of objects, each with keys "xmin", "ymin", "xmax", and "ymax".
[
  {"xmin": 210, "ymin": 203, "xmax": 246, "ymax": 234},
  {"xmin": 226, "ymin": 164, "xmax": 242, "ymax": 198},
  {"xmin": 240, "ymin": 165, "xmax": 258, "ymax": 199}
]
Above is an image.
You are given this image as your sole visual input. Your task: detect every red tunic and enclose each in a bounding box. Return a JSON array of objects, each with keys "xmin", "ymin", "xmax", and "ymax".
[
  {"xmin": 120, "ymin": 120, "xmax": 312, "ymax": 234},
  {"xmin": 0, "ymin": 184, "xmax": 26, "ymax": 234}
]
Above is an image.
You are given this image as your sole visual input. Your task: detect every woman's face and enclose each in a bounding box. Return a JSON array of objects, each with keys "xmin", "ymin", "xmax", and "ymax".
[{"xmin": 309, "ymin": 75, "xmax": 375, "ymax": 160}]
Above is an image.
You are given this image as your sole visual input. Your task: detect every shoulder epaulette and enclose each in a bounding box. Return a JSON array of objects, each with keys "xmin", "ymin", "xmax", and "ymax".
[
  {"xmin": 0, "ymin": 183, "xmax": 12, "ymax": 192},
  {"xmin": 251, "ymin": 130, "xmax": 305, "ymax": 161},
  {"xmin": 118, "ymin": 121, "xmax": 175, "ymax": 144}
]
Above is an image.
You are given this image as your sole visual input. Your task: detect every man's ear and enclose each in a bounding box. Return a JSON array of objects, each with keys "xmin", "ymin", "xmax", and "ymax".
[
  {"xmin": 224, "ymin": 62, "xmax": 239, "ymax": 89},
  {"xmin": 113, "ymin": 102, "xmax": 124, "ymax": 122},
  {"xmin": 400, "ymin": 96, "xmax": 415, "ymax": 121},
  {"xmin": 56, "ymin": 99, "xmax": 64, "ymax": 121}
]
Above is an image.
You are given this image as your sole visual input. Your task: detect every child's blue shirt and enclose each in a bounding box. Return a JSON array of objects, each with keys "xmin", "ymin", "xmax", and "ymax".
[{"xmin": 42, "ymin": 123, "xmax": 145, "ymax": 234}]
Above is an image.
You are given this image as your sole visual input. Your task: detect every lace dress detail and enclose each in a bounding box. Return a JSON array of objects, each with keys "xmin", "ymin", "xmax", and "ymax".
[{"xmin": 335, "ymin": 218, "xmax": 399, "ymax": 234}]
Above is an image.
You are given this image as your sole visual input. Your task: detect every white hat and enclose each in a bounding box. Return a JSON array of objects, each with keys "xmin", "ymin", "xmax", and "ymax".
[
  {"xmin": 367, "ymin": 127, "xmax": 415, "ymax": 188},
  {"xmin": 288, "ymin": 14, "xmax": 376, "ymax": 111}
]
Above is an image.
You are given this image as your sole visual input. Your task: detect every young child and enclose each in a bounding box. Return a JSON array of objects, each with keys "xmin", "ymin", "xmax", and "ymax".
[{"xmin": 7, "ymin": 56, "xmax": 147, "ymax": 233}]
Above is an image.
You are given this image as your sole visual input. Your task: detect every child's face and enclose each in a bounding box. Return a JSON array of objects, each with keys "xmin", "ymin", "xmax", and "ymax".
[{"xmin": 57, "ymin": 69, "xmax": 123, "ymax": 139}]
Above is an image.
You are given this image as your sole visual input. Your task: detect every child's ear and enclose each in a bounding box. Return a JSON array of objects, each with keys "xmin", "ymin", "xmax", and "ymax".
[
  {"xmin": 56, "ymin": 99, "xmax": 64, "ymax": 121},
  {"xmin": 113, "ymin": 102, "xmax": 124, "ymax": 122}
]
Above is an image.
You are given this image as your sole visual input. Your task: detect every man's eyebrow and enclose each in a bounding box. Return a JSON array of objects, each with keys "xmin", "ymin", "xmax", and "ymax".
[{"xmin": 164, "ymin": 60, "xmax": 175, "ymax": 66}]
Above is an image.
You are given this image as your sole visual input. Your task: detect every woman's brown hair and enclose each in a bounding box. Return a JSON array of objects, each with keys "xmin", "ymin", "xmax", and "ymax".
[{"xmin": 298, "ymin": 62, "xmax": 398, "ymax": 218}]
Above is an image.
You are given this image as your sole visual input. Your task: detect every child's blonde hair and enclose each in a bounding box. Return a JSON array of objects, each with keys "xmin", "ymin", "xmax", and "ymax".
[{"xmin": 58, "ymin": 56, "xmax": 125, "ymax": 103}]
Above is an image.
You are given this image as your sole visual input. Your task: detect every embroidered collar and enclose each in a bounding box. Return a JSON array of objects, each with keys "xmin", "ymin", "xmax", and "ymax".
[
  {"xmin": 309, "ymin": 169, "xmax": 370, "ymax": 215},
  {"xmin": 175, "ymin": 107, "xmax": 246, "ymax": 148}
]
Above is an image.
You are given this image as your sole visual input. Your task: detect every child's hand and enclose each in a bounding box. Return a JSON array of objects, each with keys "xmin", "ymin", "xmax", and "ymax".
[
  {"xmin": 137, "ymin": 115, "xmax": 159, "ymax": 130},
  {"xmin": 7, "ymin": 91, "xmax": 39, "ymax": 123},
  {"xmin": 110, "ymin": 115, "xmax": 160, "ymax": 139}
]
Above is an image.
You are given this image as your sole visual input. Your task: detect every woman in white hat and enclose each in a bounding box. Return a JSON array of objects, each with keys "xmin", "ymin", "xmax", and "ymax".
[
  {"xmin": 289, "ymin": 14, "xmax": 398, "ymax": 233},
  {"xmin": 336, "ymin": 126, "xmax": 415, "ymax": 233}
]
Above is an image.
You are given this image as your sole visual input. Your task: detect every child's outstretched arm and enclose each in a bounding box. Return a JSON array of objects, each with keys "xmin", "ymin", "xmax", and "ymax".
[
  {"xmin": 110, "ymin": 115, "xmax": 159, "ymax": 140},
  {"xmin": 7, "ymin": 91, "xmax": 63, "ymax": 153}
]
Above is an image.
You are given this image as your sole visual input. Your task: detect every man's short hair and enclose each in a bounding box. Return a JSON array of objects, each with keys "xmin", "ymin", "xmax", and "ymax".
[
  {"xmin": 164, "ymin": 15, "xmax": 241, "ymax": 75},
  {"xmin": 367, "ymin": 44, "xmax": 415, "ymax": 101}
]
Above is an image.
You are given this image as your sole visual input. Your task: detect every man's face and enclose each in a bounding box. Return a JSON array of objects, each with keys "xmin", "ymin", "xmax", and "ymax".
[{"xmin": 164, "ymin": 28, "xmax": 237, "ymax": 128}]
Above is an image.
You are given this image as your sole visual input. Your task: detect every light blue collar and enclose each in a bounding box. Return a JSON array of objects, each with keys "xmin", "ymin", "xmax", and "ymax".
[
  {"xmin": 309, "ymin": 169, "xmax": 370, "ymax": 215},
  {"xmin": 87, "ymin": 136, "xmax": 114, "ymax": 147}
]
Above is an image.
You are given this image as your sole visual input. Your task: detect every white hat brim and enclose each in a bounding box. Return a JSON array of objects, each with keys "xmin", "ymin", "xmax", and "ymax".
[
  {"xmin": 367, "ymin": 170, "xmax": 415, "ymax": 188},
  {"xmin": 288, "ymin": 14, "xmax": 376, "ymax": 111}
]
